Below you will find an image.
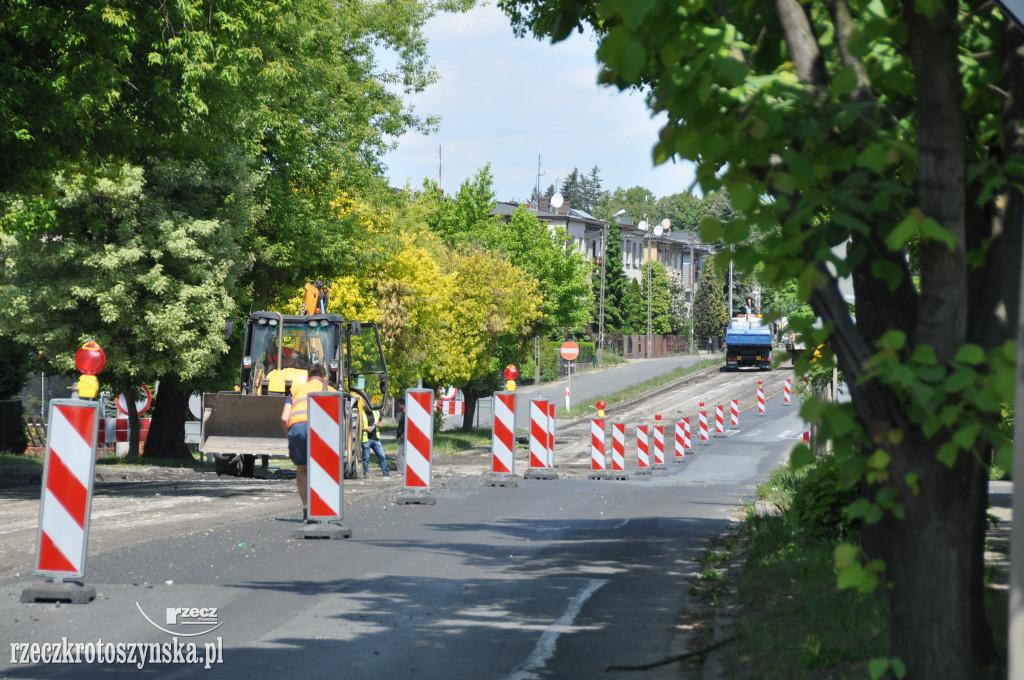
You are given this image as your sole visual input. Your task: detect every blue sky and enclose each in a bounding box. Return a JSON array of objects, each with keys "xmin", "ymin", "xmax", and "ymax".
[{"xmin": 380, "ymin": 3, "xmax": 697, "ymax": 205}]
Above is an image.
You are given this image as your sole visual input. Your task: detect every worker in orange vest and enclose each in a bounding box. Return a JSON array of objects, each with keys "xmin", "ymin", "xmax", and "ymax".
[{"xmin": 280, "ymin": 363, "xmax": 336, "ymax": 522}]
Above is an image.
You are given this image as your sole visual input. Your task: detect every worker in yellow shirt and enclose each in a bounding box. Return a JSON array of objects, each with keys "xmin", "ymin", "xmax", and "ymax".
[{"xmin": 280, "ymin": 363, "xmax": 336, "ymax": 522}]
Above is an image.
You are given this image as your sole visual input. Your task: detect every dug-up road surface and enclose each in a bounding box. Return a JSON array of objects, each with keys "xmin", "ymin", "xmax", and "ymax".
[{"xmin": 0, "ymin": 365, "xmax": 796, "ymax": 586}]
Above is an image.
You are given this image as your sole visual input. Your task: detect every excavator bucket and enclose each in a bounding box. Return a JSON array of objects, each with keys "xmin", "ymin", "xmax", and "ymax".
[{"xmin": 200, "ymin": 392, "xmax": 289, "ymax": 457}]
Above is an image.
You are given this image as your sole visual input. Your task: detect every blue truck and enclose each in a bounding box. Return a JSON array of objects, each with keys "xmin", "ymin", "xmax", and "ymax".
[{"xmin": 724, "ymin": 315, "xmax": 773, "ymax": 371}]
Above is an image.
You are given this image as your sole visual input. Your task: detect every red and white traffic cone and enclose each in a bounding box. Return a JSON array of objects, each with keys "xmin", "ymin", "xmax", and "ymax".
[
  {"xmin": 487, "ymin": 392, "xmax": 517, "ymax": 487},
  {"xmin": 398, "ymin": 389, "xmax": 436, "ymax": 504}
]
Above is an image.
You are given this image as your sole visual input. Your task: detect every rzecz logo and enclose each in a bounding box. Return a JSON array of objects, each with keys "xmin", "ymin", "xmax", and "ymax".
[{"xmin": 136, "ymin": 603, "xmax": 223, "ymax": 637}]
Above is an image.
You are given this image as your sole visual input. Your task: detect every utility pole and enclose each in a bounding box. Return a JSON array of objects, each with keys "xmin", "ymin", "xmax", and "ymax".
[
  {"xmin": 535, "ymin": 152, "xmax": 545, "ymax": 208},
  {"xmin": 689, "ymin": 233, "xmax": 695, "ymax": 354},
  {"xmin": 598, "ymin": 222, "xmax": 607, "ymax": 367},
  {"xmin": 646, "ymin": 223, "xmax": 652, "ymax": 359},
  {"xmin": 728, "ymin": 259, "xmax": 734, "ymax": 317}
]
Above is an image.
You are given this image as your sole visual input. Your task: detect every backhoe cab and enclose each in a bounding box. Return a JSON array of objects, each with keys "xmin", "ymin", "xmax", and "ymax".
[{"xmin": 200, "ymin": 283, "xmax": 388, "ymax": 479}]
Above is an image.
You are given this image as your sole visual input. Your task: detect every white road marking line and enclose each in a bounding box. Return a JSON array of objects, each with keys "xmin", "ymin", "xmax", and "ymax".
[{"xmin": 503, "ymin": 578, "xmax": 608, "ymax": 680}]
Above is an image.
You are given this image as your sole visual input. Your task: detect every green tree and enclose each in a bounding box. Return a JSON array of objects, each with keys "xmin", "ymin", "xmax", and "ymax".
[
  {"xmin": 622, "ymin": 279, "xmax": 645, "ymax": 335},
  {"xmin": 0, "ymin": 0, "xmax": 465, "ymax": 456},
  {"xmin": 592, "ymin": 185, "xmax": 657, "ymax": 223},
  {"xmin": 640, "ymin": 262, "xmax": 673, "ymax": 335},
  {"xmin": 599, "ymin": 221, "xmax": 631, "ymax": 333},
  {"xmin": 656, "ymin": 192, "xmax": 709, "ymax": 232},
  {"xmin": 692, "ymin": 258, "xmax": 728, "ymax": 348},
  {"xmin": 0, "ymin": 158, "xmax": 257, "ymax": 457},
  {"xmin": 558, "ymin": 167, "xmax": 586, "ymax": 211},
  {"xmin": 499, "ymin": 1, "xmax": 1020, "ymax": 675}
]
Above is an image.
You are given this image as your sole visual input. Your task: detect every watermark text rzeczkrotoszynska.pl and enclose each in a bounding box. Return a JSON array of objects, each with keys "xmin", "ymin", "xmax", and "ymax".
[{"xmin": 10, "ymin": 637, "xmax": 224, "ymax": 670}]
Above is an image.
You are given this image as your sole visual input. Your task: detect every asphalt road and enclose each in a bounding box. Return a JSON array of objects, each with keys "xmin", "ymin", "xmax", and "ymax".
[{"xmin": 0, "ymin": 362, "xmax": 802, "ymax": 679}]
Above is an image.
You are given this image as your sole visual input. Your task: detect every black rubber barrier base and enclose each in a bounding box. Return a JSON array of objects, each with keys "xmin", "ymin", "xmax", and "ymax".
[
  {"xmin": 21, "ymin": 581, "xmax": 96, "ymax": 604},
  {"xmin": 293, "ymin": 522, "xmax": 352, "ymax": 540}
]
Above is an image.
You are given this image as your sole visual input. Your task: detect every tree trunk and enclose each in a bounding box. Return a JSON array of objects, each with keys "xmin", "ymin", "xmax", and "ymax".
[
  {"xmin": 144, "ymin": 377, "xmax": 191, "ymax": 459},
  {"xmin": 884, "ymin": 433, "xmax": 988, "ymax": 680},
  {"xmin": 461, "ymin": 391, "xmax": 478, "ymax": 432}
]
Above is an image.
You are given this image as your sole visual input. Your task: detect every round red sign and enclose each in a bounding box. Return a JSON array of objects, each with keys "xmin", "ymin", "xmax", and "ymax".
[{"xmin": 559, "ymin": 341, "xmax": 580, "ymax": 361}]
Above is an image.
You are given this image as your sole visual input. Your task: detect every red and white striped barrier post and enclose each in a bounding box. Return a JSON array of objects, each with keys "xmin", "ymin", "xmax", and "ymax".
[
  {"xmin": 588, "ymin": 418, "xmax": 608, "ymax": 479},
  {"xmin": 526, "ymin": 400, "xmax": 557, "ymax": 479},
  {"xmin": 674, "ymin": 421, "xmax": 687, "ymax": 462},
  {"xmin": 803, "ymin": 429, "xmax": 810, "ymax": 444},
  {"xmin": 730, "ymin": 399, "xmax": 739, "ymax": 429},
  {"xmin": 714, "ymin": 405, "xmax": 725, "ymax": 437},
  {"xmin": 435, "ymin": 400, "xmax": 466, "ymax": 416},
  {"xmin": 26, "ymin": 399, "xmax": 100, "ymax": 603},
  {"xmin": 683, "ymin": 417, "xmax": 692, "ymax": 451},
  {"xmin": 487, "ymin": 392, "xmax": 517, "ymax": 486},
  {"xmin": 297, "ymin": 392, "xmax": 351, "ymax": 538},
  {"xmin": 636, "ymin": 425, "xmax": 651, "ymax": 474},
  {"xmin": 757, "ymin": 380, "xmax": 766, "ymax": 416},
  {"xmin": 653, "ymin": 425, "xmax": 666, "ymax": 468},
  {"xmin": 699, "ymin": 402, "xmax": 709, "ymax": 445},
  {"xmin": 611, "ymin": 423, "xmax": 628, "ymax": 477},
  {"xmin": 398, "ymin": 389, "xmax": 436, "ymax": 504},
  {"xmin": 547, "ymin": 402, "xmax": 556, "ymax": 468},
  {"xmin": 784, "ymin": 378, "xmax": 792, "ymax": 405}
]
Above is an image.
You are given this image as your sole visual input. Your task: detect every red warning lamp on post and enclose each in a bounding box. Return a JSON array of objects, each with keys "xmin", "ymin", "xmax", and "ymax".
[
  {"xmin": 596, "ymin": 400, "xmax": 606, "ymax": 417},
  {"xmin": 74, "ymin": 341, "xmax": 106, "ymax": 400},
  {"xmin": 503, "ymin": 365, "xmax": 519, "ymax": 392}
]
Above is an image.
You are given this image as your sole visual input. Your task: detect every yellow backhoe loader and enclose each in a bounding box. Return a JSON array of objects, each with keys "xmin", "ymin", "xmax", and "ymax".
[{"xmin": 200, "ymin": 282, "xmax": 388, "ymax": 478}]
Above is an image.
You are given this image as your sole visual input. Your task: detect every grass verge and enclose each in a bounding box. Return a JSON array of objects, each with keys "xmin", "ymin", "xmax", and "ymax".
[
  {"xmin": 559, "ymin": 358, "xmax": 721, "ymax": 419},
  {"xmin": 717, "ymin": 464, "xmax": 1008, "ymax": 679}
]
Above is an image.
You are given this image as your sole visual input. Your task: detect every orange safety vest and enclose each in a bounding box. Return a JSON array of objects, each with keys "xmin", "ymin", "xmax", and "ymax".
[{"xmin": 287, "ymin": 379, "xmax": 337, "ymax": 429}]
